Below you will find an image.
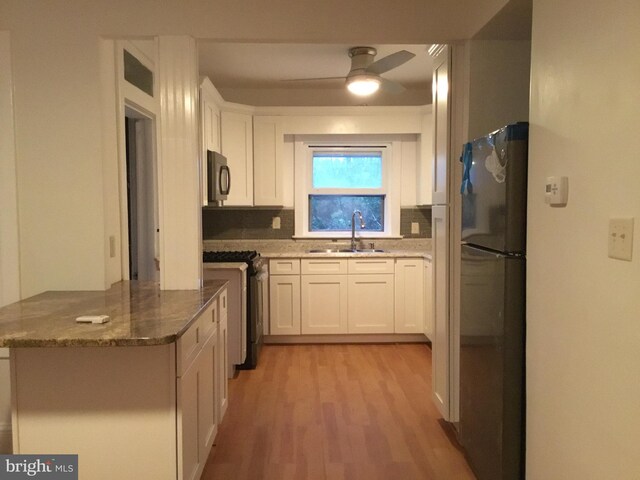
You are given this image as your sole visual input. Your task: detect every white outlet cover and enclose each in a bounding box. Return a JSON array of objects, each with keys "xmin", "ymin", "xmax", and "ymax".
[
  {"xmin": 608, "ymin": 218, "xmax": 634, "ymax": 261},
  {"xmin": 411, "ymin": 222, "xmax": 420, "ymax": 234},
  {"xmin": 272, "ymin": 216, "xmax": 281, "ymax": 229}
]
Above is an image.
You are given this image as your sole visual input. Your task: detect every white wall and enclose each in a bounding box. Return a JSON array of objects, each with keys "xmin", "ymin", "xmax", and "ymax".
[
  {"xmin": 467, "ymin": 39, "xmax": 531, "ymax": 140},
  {"xmin": 4, "ymin": 7, "xmax": 107, "ymax": 297},
  {"xmin": 527, "ymin": 1, "xmax": 640, "ymax": 478}
]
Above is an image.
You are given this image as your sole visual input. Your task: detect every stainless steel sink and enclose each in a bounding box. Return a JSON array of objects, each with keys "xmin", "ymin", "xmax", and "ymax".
[
  {"xmin": 306, "ymin": 249, "xmax": 342, "ymax": 253},
  {"xmin": 354, "ymin": 249, "xmax": 386, "ymax": 253}
]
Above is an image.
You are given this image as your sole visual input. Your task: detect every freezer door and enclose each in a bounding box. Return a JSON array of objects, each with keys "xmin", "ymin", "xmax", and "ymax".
[
  {"xmin": 461, "ymin": 123, "xmax": 528, "ymax": 253},
  {"xmin": 459, "ymin": 244, "xmax": 525, "ymax": 480}
]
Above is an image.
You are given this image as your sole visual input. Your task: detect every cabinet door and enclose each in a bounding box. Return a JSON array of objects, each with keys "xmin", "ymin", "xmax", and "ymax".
[
  {"xmin": 217, "ymin": 313, "xmax": 229, "ymax": 420},
  {"xmin": 199, "ymin": 330, "xmax": 218, "ymax": 457},
  {"xmin": 431, "ymin": 46, "xmax": 450, "ymax": 205},
  {"xmin": 200, "ymin": 78, "xmax": 221, "ymax": 207},
  {"xmin": 424, "ymin": 259, "xmax": 433, "ymax": 340},
  {"xmin": 394, "ymin": 259, "xmax": 424, "ymax": 334},
  {"xmin": 269, "ymin": 275, "xmax": 301, "ymax": 335},
  {"xmin": 432, "ymin": 205, "xmax": 450, "ymax": 419},
  {"xmin": 253, "ymin": 116, "xmax": 283, "ymax": 206},
  {"xmin": 177, "ymin": 360, "xmax": 200, "ymax": 480},
  {"xmin": 348, "ymin": 274, "xmax": 394, "ymax": 334},
  {"xmin": 417, "ymin": 111, "xmax": 433, "ymax": 205},
  {"xmin": 301, "ymin": 274, "xmax": 348, "ymax": 334},
  {"xmin": 221, "ymin": 111, "xmax": 253, "ymax": 206}
]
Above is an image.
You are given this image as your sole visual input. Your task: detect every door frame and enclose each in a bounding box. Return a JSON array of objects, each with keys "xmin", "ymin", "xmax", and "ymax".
[
  {"xmin": 115, "ymin": 40, "xmax": 160, "ymax": 281},
  {"xmin": 0, "ymin": 31, "xmax": 20, "ymax": 306}
]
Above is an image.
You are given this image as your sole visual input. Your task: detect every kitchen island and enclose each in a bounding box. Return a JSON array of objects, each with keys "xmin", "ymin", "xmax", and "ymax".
[{"xmin": 0, "ymin": 280, "xmax": 228, "ymax": 480}]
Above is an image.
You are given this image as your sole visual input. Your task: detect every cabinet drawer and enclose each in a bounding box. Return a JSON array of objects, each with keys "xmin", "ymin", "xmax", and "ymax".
[
  {"xmin": 177, "ymin": 317, "xmax": 203, "ymax": 376},
  {"xmin": 270, "ymin": 259, "xmax": 300, "ymax": 275},
  {"xmin": 348, "ymin": 258, "xmax": 395, "ymax": 274},
  {"xmin": 199, "ymin": 300, "xmax": 218, "ymax": 341},
  {"xmin": 301, "ymin": 259, "xmax": 348, "ymax": 275}
]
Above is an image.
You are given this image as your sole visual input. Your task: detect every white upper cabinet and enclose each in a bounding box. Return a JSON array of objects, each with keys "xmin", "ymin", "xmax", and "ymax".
[
  {"xmin": 431, "ymin": 46, "xmax": 451, "ymax": 205},
  {"xmin": 199, "ymin": 78, "xmax": 221, "ymax": 206},
  {"xmin": 417, "ymin": 109, "xmax": 434, "ymax": 205},
  {"xmin": 221, "ymin": 110, "xmax": 253, "ymax": 206},
  {"xmin": 253, "ymin": 116, "xmax": 284, "ymax": 206}
]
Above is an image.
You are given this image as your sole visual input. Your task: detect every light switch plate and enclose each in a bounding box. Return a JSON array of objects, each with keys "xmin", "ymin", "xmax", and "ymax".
[
  {"xmin": 411, "ymin": 222, "xmax": 420, "ymax": 234},
  {"xmin": 608, "ymin": 218, "xmax": 634, "ymax": 261},
  {"xmin": 272, "ymin": 216, "xmax": 281, "ymax": 229}
]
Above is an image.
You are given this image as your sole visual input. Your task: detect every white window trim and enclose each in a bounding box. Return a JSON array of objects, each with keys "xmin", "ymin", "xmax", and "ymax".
[{"xmin": 294, "ymin": 137, "xmax": 401, "ymax": 238}]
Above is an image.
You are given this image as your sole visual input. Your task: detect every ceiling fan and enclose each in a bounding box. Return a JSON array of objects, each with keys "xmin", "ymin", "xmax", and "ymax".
[{"xmin": 285, "ymin": 46, "xmax": 416, "ymax": 96}]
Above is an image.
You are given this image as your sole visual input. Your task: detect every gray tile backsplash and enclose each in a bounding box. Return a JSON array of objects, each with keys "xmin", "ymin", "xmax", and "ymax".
[
  {"xmin": 202, "ymin": 208, "xmax": 294, "ymax": 239},
  {"xmin": 202, "ymin": 206, "xmax": 431, "ymax": 240},
  {"xmin": 400, "ymin": 206, "xmax": 432, "ymax": 238}
]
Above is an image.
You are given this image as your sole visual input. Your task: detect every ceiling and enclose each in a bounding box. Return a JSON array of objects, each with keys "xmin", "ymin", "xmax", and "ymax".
[
  {"xmin": 196, "ymin": 0, "xmax": 531, "ymax": 108},
  {"xmin": 198, "ymin": 43, "xmax": 434, "ymax": 107}
]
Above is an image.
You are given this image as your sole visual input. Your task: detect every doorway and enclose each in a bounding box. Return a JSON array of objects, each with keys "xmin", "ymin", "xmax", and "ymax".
[{"xmin": 124, "ymin": 107, "xmax": 158, "ymax": 282}]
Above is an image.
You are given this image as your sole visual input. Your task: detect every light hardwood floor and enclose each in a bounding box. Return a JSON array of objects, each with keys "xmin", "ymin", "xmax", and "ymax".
[{"xmin": 202, "ymin": 344, "xmax": 476, "ymax": 480}]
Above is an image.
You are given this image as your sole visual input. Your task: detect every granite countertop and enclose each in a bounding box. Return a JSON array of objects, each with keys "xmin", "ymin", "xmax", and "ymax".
[
  {"xmin": 203, "ymin": 262, "xmax": 248, "ymax": 270},
  {"xmin": 0, "ymin": 280, "xmax": 227, "ymax": 348},
  {"xmin": 262, "ymin": 250, "xmax": 432, "ymax": 260}
]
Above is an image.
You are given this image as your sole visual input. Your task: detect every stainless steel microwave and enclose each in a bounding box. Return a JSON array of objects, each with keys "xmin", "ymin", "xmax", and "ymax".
[{"xmin": 207, "ymin": 150, "xmax": 230, "ymax": 202}]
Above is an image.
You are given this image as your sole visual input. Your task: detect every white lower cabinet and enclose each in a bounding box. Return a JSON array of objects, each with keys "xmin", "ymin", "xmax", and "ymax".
[
  {"xmin": 269, "ymin": 274, "xmax": 301, "ymax": 334},
  {"xmin": 424, "ymin": 258, "xmax": 433, "ymax": 339},
  {"xmin": 178, "ymin": 329, "xmax": 218, "ymax": 480},
  {"xmin": 394, "ymin": 259, "xmax": 425, "ymax": 334},
  {"xmin": 348, "ymin": 274, "xmax": 395, "ymax": 334},
  {"xmin": 177, "ymin": 287, "xmax": 227, "ymax": 480},
  {"xmin": 301, "ymin": 274, "xmax": 348, "ymax": 334},
  {"xmin": 217, "ymin": 310, "xmax": 229, "ymax": 420},
  {"xmin": 178, "ymin": 356, "xmax": 200, "ymax": 480},
  {"xmin": 269, "ymin": 257, "xmax": 427, "ymax": 337},
  {"xmin": 199, "ymin": 330, "xmax": 218, "ymax": 454}
]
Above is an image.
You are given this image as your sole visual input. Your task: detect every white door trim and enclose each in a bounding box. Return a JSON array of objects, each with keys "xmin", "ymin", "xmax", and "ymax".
[{"xmin": 0, "ymin": 31, "xmax": 21, "ymax": 307}]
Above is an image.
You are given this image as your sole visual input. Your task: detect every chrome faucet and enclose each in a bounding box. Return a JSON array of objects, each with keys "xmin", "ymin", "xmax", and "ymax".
[{"xmin": 351, "ymin": 210, "xmax": 366, "ymax": 251}]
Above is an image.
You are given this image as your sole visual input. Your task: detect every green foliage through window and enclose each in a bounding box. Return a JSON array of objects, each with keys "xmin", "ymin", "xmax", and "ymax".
[{"xmin": 309, "ymin": 195, "xmax": 384, "ymax": 232}]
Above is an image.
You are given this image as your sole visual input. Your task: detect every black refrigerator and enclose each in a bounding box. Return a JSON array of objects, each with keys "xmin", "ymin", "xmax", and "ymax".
[{"xmin": 459, "ymin": 122, "xmax": 528, "ymax": 480}]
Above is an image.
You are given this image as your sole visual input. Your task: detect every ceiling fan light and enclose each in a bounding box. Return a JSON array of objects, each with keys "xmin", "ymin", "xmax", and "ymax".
[{"xmin": 346, "ymin": 75, "xmax": 380, "ymax": 96}]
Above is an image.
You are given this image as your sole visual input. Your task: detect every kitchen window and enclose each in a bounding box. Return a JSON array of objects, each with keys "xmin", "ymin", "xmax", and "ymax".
[{"xmin": 294, "ymin": 140, "xmax": 401, "ymax": 238}]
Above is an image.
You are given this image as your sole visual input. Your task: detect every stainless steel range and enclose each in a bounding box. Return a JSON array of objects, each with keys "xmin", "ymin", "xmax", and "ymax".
[{"xmin": 203, "ymin": 250, "xmax": 266, "ymax": 370}]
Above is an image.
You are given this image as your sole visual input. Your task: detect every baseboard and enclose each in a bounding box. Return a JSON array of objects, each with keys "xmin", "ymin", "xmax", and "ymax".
[
  {"xmin": 0, "ymin": 424, "xmax": 12, "ymax": 453},
  {"xmin": 264, "ymin": 333, "xmax": 429, "ymax": 344}
]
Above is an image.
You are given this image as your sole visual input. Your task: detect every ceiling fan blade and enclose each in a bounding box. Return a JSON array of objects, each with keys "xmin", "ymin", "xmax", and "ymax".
[
  {"xmin": 281, "ymin": 76, "xmax": 346, "ymax": 82},
  {"xmin": 379, "ymin": 77, "xmax": 406, "ymax": 95},
  {"xmin": 366, "ymin": 50, "xmax": 416, "ymax": 75}
]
